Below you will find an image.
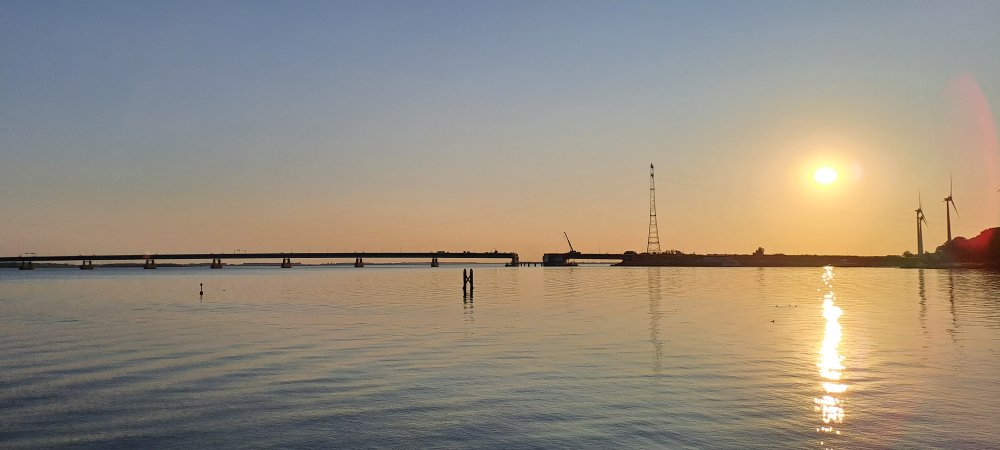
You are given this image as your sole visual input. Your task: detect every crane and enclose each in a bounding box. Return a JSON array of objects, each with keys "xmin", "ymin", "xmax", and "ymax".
[{"xmin": 563, "ymin": 232, "xmax": 578, "ymax": 254}]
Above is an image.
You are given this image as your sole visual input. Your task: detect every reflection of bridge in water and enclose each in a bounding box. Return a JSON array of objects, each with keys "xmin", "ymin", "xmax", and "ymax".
[{"xmin": 2, "ymin": 251, "xmax": 519, "ymax": 270}]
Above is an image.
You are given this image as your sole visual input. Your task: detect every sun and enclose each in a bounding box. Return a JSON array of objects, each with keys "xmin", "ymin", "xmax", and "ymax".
[{"xmin": 813, "ymin": 166, "xmax": 839, "ymax": 185}]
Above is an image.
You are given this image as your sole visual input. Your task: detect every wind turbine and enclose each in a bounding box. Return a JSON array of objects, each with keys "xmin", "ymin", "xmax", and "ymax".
[
  {"xmin": 916, "ymin": 193, "xmax": 928, "ymax": 256},
  {"xmin": 944, "ymin": 173, "xmax": 959, "ymax": 242}
]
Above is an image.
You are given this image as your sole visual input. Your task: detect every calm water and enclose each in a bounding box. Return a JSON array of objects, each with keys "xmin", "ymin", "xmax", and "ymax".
[{"xmin": 1, "ymin": 266, "xmax": 998, "ymax": 448}]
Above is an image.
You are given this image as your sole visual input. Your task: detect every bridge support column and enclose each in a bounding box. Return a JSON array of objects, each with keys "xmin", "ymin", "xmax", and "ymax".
[
  {"xmin": 80, "ymin": 260, "xmax": 93, "ymax": 270},
  {"xmin": 19, "ymin": 261, "xmax": 34, "ymax": 270},
  {"xmin": 354, "ymin": 257, "xmax": 364, "ymax": 268},
  {"xmin": 210, "ymin": 258, "xmax": 224, "ymax": 269},
  {"xmin": 143, "ymin": 259, "xmax": 156, "ymax": 269},
  {"xmin": 280, "ymin": 257, "xmax": 292, "ymax": 268},
  {"xmin": 505, "ymin": 254, "xmax": 520, "ymax": 267},
  {"xmin": 431, "ymin": 257, "xmax": 439, "ymax": 267}
]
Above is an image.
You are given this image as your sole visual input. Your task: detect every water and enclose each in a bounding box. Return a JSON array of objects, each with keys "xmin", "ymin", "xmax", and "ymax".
[{"xmin": 1, "ymin": 266, "xmax": 998, "ymax": 448}]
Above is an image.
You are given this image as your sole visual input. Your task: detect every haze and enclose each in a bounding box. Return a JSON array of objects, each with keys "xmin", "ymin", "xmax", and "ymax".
[{"xmin": 2, "ymin": 1, "xmax": 999, "ymax": 259}]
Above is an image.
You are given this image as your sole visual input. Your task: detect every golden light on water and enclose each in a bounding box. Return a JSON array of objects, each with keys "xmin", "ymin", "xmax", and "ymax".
[{"xmin": 815, "ymin": 266, "xmax": 847, "ymax": 436}]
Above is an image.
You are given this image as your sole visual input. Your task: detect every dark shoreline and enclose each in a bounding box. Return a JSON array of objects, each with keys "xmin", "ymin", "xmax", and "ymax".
[{"xmin": 613, "ymin": 253, "xmax": 991, "ymax": 269}]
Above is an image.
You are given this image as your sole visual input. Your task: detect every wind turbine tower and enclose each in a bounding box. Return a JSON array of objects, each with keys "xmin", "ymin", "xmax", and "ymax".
[
  {"xmin": 647, "ymin": 163, "xmax": 661, "ymax": 254},
  {"xmin": 916, "ymin": 193, "xmax": 928, "ymax": 256},
  {"xmin": 944, "ymin": 174, "xmax": 959, "ymax": 242}
]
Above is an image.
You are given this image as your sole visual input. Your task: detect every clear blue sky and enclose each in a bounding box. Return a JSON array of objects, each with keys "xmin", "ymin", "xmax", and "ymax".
[{"xmin": 2, "ymin": 1, "xmax": 999, "ymax": 257}]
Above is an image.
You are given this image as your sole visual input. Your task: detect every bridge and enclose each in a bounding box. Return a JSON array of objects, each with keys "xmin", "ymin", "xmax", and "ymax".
[
  {"xmin": 1, "ymin": 251, "xmax": 519, "ymax": 270},
  {"xmin": 541, "ymin": 252, "xmax": 628, "ymax": 266}
]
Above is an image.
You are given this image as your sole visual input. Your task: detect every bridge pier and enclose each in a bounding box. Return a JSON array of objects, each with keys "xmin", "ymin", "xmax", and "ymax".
[
  {"xmin": 19, "ymin": 261, "xmax": 34, "ymax": 270},
  {"xmin": 143, "ymin": 259, "xmax": 156, "ymax": 269},
  {"xmin": 210, "ymin": 258, "xmax": 224, "ymax": 269},
  {"xmin": 354, "ymin": 257, "xmax": 364, "ymax": 268},
  {"xmin": 280, "ymin": 257, "xmax": 292, "ymax": 268},
  {"xmin": 80, "ymin": 260, "xmax": 93, "ymax": 270},
  {"xmin": 431, "ymin": 257, "xmax": 439, "ymax": 267},
  {"xmin": 505, "ymin": 254, "xmax": 520, "ymax": 267}
]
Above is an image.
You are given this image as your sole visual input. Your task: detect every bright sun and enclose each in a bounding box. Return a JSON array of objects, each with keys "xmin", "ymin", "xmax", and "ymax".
[{"xmin": 813, "ymin": 166, "xmax": 839, "ymax": 185}]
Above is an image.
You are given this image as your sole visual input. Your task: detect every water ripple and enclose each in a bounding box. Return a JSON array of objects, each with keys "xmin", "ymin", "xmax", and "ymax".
[{"xmin": 1, "ymin": 266, "xmax": 998, "ymax": 448}]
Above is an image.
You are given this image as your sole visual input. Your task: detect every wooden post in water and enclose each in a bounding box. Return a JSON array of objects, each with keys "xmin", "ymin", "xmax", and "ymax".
[{"xmin": 463, "ymin": 269, "xmax": 475, "ymax": 303}]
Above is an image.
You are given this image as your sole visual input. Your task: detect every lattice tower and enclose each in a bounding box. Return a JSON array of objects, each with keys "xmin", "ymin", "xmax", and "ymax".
[{"xmin": 647, "ymin": 163, "xmax": 661, "ymax": 253}]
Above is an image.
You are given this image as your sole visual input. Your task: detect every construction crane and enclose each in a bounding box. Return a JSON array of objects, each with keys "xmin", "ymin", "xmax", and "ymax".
[{"xmin": 563, "ymin": 232, "xmax": 579, "ymax": 254}]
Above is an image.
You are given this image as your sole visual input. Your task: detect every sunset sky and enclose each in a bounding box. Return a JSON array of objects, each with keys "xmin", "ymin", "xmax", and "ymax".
[{"xmin": 2, "ymin": 1, "xmax": 999, "ymax": 259}]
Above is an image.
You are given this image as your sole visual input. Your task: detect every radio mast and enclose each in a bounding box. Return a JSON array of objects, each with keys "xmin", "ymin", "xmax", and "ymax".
[{"xmin": 647, "ymin": 163, "xmax": 661, "ymax": 254}]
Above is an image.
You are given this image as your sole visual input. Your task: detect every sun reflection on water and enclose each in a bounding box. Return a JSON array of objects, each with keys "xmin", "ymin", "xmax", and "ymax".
[{"xmin": 815, "ymin": 266, "xmax": 846, "ymax": 437}]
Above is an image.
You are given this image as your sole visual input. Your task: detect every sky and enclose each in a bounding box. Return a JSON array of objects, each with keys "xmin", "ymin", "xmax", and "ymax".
[{"xmin": 2, "ymin": 1, "xmax": 999, "ymax": 259}]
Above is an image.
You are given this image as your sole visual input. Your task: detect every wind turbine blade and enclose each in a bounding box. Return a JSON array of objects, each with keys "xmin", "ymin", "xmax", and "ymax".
[
  {"xmin": 950, "ymin": 171, "xmax": 954, "ymax": 197},
  {"xmin": 922, "ymin": 215, "xmax": 929, "ymax": 227},
  {"xmin": 951, "ymin": 200, "xmax": 959, "ymax": 219},
  {"xmin": 919, "ymin": 191, "xmax": 923, "ymax": 209}
]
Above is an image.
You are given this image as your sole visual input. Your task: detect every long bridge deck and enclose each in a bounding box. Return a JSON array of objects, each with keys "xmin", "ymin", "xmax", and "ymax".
[
  {"xmin": 0, "ymin": 252, "xmax": 517, "ymax": 262},
  {"xmin": 1, "ymin": 251, "xmax": 519, "ymax": 269},
  {"xmin": 2, "ymin": 251, "xmax": 638, "ymax": 269},
  {"xmin": 541, "ymin": 252, "xmax": 627, "ymax": 266}
]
